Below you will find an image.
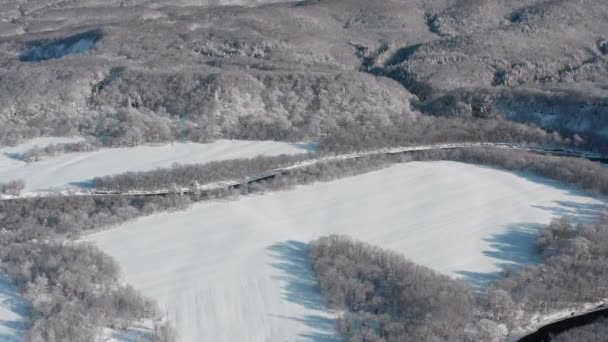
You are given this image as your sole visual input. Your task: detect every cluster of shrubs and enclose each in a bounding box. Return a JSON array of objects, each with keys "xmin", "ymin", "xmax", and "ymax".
[{"xmin": 0, "ymin": 179, "xmax": 25, "ymax": 196}]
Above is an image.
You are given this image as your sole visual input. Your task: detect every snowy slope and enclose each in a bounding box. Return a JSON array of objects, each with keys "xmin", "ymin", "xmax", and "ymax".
[
  {"xmin": 87, "ymin": 161, "xmax": 604, "ymax": 342},
  {"xmin": 0, "ymin": 277, "xmax": 28, "ymax": 342},
  {"xmin": 0, "ymin": 139, "xmax": 313, "ymax": 193}
]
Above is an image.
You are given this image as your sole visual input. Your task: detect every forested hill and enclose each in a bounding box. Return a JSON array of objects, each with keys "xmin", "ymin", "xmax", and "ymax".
[{"xmin": 1, "ymin": 0, "xmax": 608, "ymax": 151}]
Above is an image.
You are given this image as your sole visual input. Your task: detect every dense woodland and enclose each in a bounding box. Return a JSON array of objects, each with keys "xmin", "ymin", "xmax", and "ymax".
[
  {"xmin": 2, "ymin": 0, "xmax": 608, "ymax": 150},
  {"xmin": 0, "ymin": 179, "xmax": 25, "ymax": 196},
  {"xmin": 309, "ymin": 235, "xmax": 473, "ymax": 341},
  {"xmin": 308, "ymin": 215, "xmax": 608, "ymax": 342},
  {"xmin": 318, "ymin": 117, "xmax": 569, "ymax": 153},
  {"xmin": 1, "ymin": 242, "xmax": 173, "ymax": 342},
  {"xmin": 482, "ymin": 216, "xmax": 608, "ymax": 329},
  {"xmin": 0, "ymin": 195, "xmax": 189, "ymax": 341},
  {"xmin": 92, "ymin": 153, "xmax": 312, "ymax": 192}
]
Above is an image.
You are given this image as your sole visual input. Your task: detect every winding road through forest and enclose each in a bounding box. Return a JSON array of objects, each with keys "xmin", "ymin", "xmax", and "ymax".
[{"xmin": 3, "ymin": 141, "xmax": 604, "ymax": 200}]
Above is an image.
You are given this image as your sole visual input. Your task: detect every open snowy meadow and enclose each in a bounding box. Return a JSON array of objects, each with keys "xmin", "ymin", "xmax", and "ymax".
[
  {"xmin": 87, "ymin": 161, "xmax": 604, "ymax": 342},
  {"xmin": 0, "ymin": 138, "xmax": 312, "ymax": 194},
  {"xmin": 0, "ymin": 138, "xmax": 313, "ymax": 340}
]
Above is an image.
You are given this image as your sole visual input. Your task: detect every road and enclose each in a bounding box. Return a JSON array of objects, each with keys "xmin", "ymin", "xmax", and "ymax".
[
  {"xmin": 2, "ymin": 142, "xmax": 606, "ymax": 200},
  {"xmin": 516, "ymin": 304, "xmax": 608, "ymax": 342}
]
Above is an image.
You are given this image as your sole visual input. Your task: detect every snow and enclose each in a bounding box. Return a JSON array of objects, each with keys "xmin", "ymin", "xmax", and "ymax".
[
  {"xmin": 0, "ymin": 277, "xmax": 28, "ymax": 342},
  {"xmin": 87, "ymin": 161, "xmax": 604, "ymax": 342},
  {"xmin": 0, "ymin": 139, "xmax": 313, "ymax": 194}
]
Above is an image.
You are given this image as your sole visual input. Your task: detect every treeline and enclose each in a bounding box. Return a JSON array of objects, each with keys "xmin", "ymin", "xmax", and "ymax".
[
  {"xmin": 92, "ymin": 153, "xmax": 313, "ymax": 192},
  {"xmin": 91, "ymin": 143, "xmax": 608, "ymax": 200},
  {"xmin": 309, "ymin": 235, "xmax": 473, "ymax": 341},
  {"xmin": 480, "ymin": 216, "xmax": 608, "ymax": 330},
  {"xmin": 319, "ymin": 117, "xmax": 568, "ymax": 153},
  {"xmin": 0, "ymin": 195, "xmax": 191, "ymax": 243},
  {"xmin": 306, "ymin": 217, "xmax": 608, "ymax": 342},
  {"xmin": 0, "ymin": 179, "xmax": 25, "ymax": 196},
  {"xmin": 1, "ymin": 241, "xmax": 175, "ymax": 341},
  {"xmin": 443, "ymin": 148, "xmax": 608, "ymax": 195},
  {"xmin": 20, "ymin": 141, "xmax": 98, "ymax": 162},
  {"xmin": 0, "ymin": 194, "xmax": 188, "ymax": 340}
]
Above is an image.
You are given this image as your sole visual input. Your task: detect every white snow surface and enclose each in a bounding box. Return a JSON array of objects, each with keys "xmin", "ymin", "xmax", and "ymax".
[
  {"xmin": 0, "ymin": 136, "xmax": 84, "ymax": 156},
  {"xmin": 0, "ymin": 277, "xmax": 28, "ymax": 341},
  {"xmin": 0, "ymin": 139, "xmax": 313, "ymax": 193},
  {"xmin": 100, "ymin": 321, "xmax": 156, "ymax": 342},
  {"xmin": 87, "ymin": 161, "xmax": 604, "ymax": 342}
]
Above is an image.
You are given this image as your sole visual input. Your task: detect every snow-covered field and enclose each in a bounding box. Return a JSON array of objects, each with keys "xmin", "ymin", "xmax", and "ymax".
[
  {"xmin": 0, "ymin": 277, "xmax": 28, "ymax": 342},
  {"xmin": 87, "ymin": 161, "xmax": 604, "ymax": 342},
  {"xmin": 0, "ymin": 138, "xmax": 313, "ymax": 194}
]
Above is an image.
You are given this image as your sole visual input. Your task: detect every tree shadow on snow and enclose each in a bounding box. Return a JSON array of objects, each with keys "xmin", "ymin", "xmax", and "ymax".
[
  {"xmin": 532, "ymin": 200, "xmax": 605, "ymax": 224},
  {"xmin": 456, "ymin": 270, "xmax": 503, "ymax": 293},
  {"xmin": 0, "ymin": 277, "xmax": 29, "ymax": 339},
  {"xmin": 482, "ymin": 223, "xmax": 545, "ymax": 267},
  {"xmin": 269, "ymin": 314, "xmax": 342, "ymax": 342},
  {"xmin": 456, "ymin": 223, "xmax": 544, "ymax": 293},
  {"xmin": 458, "ymin": 200, "xmax": 604, "ymax": 293},
  {"xmin": 267, "ymin": 241, "xmax": 342, "ymax": 341},
  {"xmin": 290, "ymin": 141, "xmax": 320, "ymax": 152},
  {"xmin": 452, "ymin": 165, "xmax": 606, "ymax": 292},
  {"xmin": 2, "ymin": 152, "xmax": 23, "ymax": 161},
  {"xmin": 470, "ymin": 163, "xmax": 603, "ymax": 200},
  {"xmin": 68, "ymin": 180, "xmax": 94, "ymax": 189}
]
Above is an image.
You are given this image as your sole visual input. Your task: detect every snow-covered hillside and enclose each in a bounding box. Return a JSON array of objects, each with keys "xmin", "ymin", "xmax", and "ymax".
[
  {"xmin": 87, "ymin": 161, "xmax": 604, "ymax": 342},
  {"xmin": 0, "ymin": 139, "xmax": 313, "ymax": 194}
]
